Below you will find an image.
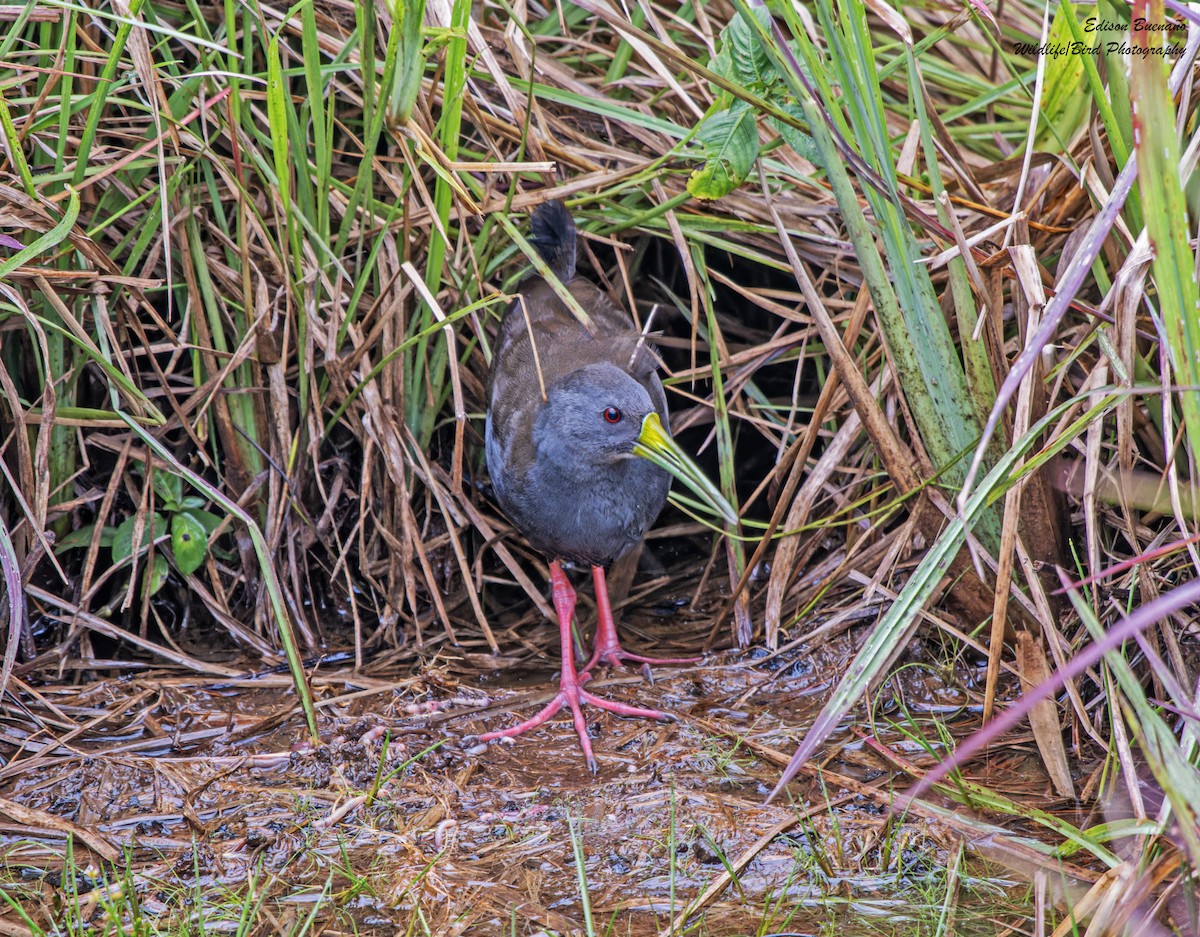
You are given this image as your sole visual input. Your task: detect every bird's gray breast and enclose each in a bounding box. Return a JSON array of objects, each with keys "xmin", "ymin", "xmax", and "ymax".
[{"xmin": 515, "ymin": 449, "xmax": 669, "ymax": 567}]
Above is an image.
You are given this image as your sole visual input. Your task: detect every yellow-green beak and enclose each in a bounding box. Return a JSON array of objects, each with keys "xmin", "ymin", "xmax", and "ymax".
[{"xmin": 633, "ymin": 413, "xmax": 738, "ymax": 525}]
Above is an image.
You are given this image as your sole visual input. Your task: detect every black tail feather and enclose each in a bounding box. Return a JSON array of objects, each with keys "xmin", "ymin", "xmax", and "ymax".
[{"xmin": 528, "ymin": 200, "xmax": 576, "ymax": 282}]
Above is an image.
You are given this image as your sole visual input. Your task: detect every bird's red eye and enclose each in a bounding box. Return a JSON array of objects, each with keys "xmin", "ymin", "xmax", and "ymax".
[{"xmin": 603, "ymin": 407, "xmax": 623, "ymax": 424}]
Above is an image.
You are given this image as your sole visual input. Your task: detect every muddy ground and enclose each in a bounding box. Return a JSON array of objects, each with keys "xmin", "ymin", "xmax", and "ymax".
[{"xmin": 0, "ymin": 589, "xmax": 1084, "ymax": 936}]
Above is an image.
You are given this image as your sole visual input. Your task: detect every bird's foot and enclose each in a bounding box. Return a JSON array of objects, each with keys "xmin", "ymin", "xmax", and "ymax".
[
  {"xmin": 586, "ymin": 565, "xmax": 700, "ymax": 682},
  {"xmin": 476, "ymin": 680, "xmax": 669, "ymax": 773},
  {"xmin": 582, "ymin": 644, "xmax": 700, "ymax": 684}
]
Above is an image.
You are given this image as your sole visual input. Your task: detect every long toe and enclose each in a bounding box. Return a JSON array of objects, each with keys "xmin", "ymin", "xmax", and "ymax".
[
  {"xmin": 477, "ymin": 693, "xmax": 569, "ymax": 744},
  {"xmin": 476, "ymin": 684, "xmax": 669, "ymax": 771},
  {"xmin": 583, "ymin": 645, "xmax": 701, "ymax": 676},
  {"xmin": 579, "ymin": 690, "xmax": 670, "ymax": 722}
]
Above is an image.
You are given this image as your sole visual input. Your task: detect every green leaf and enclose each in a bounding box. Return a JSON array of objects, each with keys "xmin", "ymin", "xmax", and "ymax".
[
  {"xmin": 171, "ymin": 512, "xmax": 208, "ymax": 575},
  {"xmin": 0, "ymin": 187, "xmax": 79, "ymax": 281},
  {"xmin": 1130, "ymin": 0, "xmax": 1200, "ymax": 478},
  {"xmin": 112, "ymin": 512, "xmax": 166, "ymax": 563},
  {"xmin": 54, "ymin": 523, "xmax": 116, "ymax": 553},
  {"xmin": 186, "ymin": 508, "xmax": 225, "ymax": 534},
  {"xmin": 687, "ymin": 102, "xmax": 760, "ymax": 200},
  {"xmin": 180, "ymin": 496, "xmax": 206, "ymax": 510},
  {"xmin": 709, "ymin": 46, "xmax": 733, "ymax": 87},
  {"xmin": 265, "ymin": 31, "xmax": 292, "ymax": 230},
  {"xmin": 148, "ymin": 552, "xmax": 169, "ymax": 596},
  {"xmin": 720, "ymin": 7, "xmax": 778, "ymax": 89},
  {"xmin": 1036, "ymin": 3, "xmax": 1090, "ymax": 151},
  {"xmin": 151, "ymin": 469, "xmax": 182, "ymax": 508},
  {"xmin": 392, "ymin": 0, "xmax": 429, "ymax": 123},
  {"xmin": 771, "ymin": 103, "xmax": 818, "ymax": 162}
]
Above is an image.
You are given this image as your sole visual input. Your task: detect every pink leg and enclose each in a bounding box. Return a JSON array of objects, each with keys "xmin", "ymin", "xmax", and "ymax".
[
  {"xmin": 477, "ymin": 560, "xmax": 669, "ymax": 772},
  {"xmin": 582, "ymin": 565, "xmax": 700, "ymax": 678}
]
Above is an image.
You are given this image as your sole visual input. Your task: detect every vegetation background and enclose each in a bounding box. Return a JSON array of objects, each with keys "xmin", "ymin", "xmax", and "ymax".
[{"xmin": 0, "ymin": 0, "xmax": 1198, "ymax": 933}]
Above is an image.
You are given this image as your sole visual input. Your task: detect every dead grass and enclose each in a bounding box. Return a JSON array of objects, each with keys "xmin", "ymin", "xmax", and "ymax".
[{"xmin": 1, "ymin": 0, "xmax": 1199, "ymax": 933}]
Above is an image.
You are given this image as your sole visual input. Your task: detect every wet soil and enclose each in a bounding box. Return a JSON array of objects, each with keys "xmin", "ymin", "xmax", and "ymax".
[{"xmin": 0, "ymin": 604, "xmax": 1077, "ymax": 936}]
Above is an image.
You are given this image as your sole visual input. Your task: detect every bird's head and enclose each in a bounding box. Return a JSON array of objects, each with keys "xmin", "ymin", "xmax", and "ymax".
[
  {"xmin": 537, "ymin": 363, "xmax": 654, "ymax": 463},
  {"xmin": 535, "ymin": 363, "xmax": 737, "ymax": 524}
]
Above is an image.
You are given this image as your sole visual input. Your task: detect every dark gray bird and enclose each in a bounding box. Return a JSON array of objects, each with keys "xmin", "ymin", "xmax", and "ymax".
[{"xmin": 480, "ymin": 200, "xmax": 735, "ymax": 770}]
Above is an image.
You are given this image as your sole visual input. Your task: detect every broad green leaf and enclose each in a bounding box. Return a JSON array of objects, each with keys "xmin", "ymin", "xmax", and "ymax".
[
  {"xmin": 54, "ymin": 523, "xmax": 116, "ymax": 553},
  {"xmin": 112, "ymin": 512, "xmax": 166, "ymax": 563},
  {"xmin": 151, "ymin": 469, "xmax": 182, "ymax": 508},
  {"xmin": 771, "ymin": 103, "xmax": 818, "ymax": 162},
  {"xmin": 720, "ymin": 8, "xmax": 778, "ymax": 89},
  {"xmin": 171, "ymin": 512, "xmax": 208, "ymax": 575},
  {"xmin": 687, "ymin": 102, "xmax": 759, "ymax": 200},
  {"xmin": 187, "ymin": 508, "xmax": 225, "ymax": 534},
  {"xmin": 148, "ymin": 552, "xmax": 169, "ymax": 596},
  {"xmin": 709, "ymin": 46, "xmax": 733, "ymax": 90},
  {"xmin": 1036, "ymin": 3, "xmax": 1090, "ymax": 151}
]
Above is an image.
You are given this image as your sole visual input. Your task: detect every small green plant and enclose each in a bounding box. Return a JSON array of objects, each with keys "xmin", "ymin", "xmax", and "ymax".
[
  {"xmin": 701, "ymin": 732, "xmax": 756, "ymax": 779},
  {"xmin": 55, "ymin": 464, "xmax": 225, "ymax": 597},
  {"xmin": 567, "ymin": 804, "xmax": 596, "ymax": 936},
  {"xmin": 687, "ymin": 7, "xmax": 816, "ymax": 200}
]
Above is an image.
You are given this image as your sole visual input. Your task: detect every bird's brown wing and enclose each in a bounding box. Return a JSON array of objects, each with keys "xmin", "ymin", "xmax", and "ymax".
[{"xmin": 491, "ymin": 277, "xmax": 660, "ymax": 392}]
